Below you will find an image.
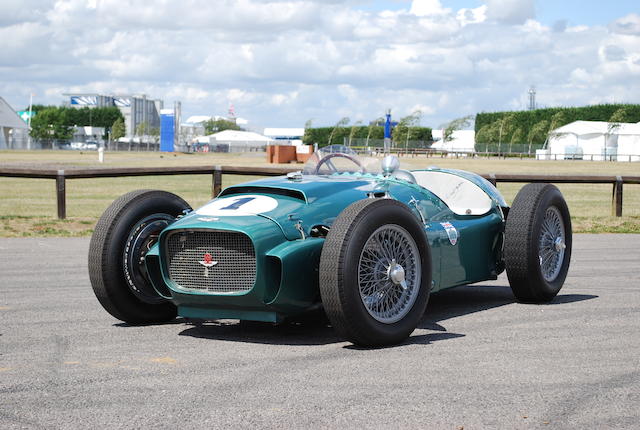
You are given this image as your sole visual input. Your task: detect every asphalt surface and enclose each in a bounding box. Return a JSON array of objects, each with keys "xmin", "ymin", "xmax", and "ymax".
[{"xmin": 0, "ymin": 234, "xmax": 639, "ymax": 429}]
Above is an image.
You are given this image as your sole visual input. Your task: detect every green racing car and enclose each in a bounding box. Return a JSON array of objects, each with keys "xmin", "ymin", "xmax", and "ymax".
[{"xmin": 89, "ymin": 145, "xmax": 572, "ymax": 346}]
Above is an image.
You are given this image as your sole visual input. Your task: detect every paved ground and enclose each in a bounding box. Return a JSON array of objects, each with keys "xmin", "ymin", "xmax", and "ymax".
[{"xmin": 0, "ymin": 235, "xmax": 638, "ymax": 429}]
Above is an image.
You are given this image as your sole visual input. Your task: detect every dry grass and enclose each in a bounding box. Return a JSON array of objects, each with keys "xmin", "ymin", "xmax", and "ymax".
[{"xmin": 1, "ymin": 150, "xmax": 639, "ymax": 236}]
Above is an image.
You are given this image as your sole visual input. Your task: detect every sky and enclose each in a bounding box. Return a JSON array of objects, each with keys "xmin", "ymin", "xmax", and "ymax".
[{"xmin": 0, "ymin": 0, "xmax": 639, "ymax": 130}]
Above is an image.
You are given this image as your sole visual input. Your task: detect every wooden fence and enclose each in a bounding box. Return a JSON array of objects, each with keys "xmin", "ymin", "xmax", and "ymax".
[{"xmin": 1, "ymin": 166, "xmax": 638, "ymax": 219}]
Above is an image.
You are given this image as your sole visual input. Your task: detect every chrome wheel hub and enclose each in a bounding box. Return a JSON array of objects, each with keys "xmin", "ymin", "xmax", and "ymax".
[
  {"xmin": 358, "ymin": 225, "xmax": 421, "ymax": 324},
  {"xmin": 387, "ymin": 259, "xmax": 408, "ymax": 291},
  {"xmin": 539, "ymin": 206, "xmax": 566, "ymax": 282}
]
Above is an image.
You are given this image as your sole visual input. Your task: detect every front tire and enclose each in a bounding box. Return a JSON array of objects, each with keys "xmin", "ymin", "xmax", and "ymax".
[
  {"xmin": 319, "ymin": 198, "xmax": 432, "ymax": 347},
  {"xmin": 88, "ymin": 190, "xmax": 191, "ymax": 324},
  {"xmin": 504, "ymin": 183, "xmax": 572, "ymax": 303}
]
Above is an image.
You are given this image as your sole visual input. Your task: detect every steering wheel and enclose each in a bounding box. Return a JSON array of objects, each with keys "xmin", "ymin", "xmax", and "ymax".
[{"xmin": 313, "ymin": 152, "xmax": 366, "ymax": 174}]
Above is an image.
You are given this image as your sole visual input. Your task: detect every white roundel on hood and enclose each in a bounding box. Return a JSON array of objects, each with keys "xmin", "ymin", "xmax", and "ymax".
[{"xmin": 196, "ymin": 195, "xmax": 278, "ymax": 216}]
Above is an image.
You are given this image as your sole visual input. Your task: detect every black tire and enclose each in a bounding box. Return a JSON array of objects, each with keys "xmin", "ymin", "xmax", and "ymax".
[
  {"xmin": 319, "ymin": 198, "xmax": 432, "ymax": 347},
  {"xmin": 504, "ymin": 183, "xmax": 572, "ymax": 303},
  {"xmin": 88, "ymin": 190, "xmax": 191, "ymax": 324}
]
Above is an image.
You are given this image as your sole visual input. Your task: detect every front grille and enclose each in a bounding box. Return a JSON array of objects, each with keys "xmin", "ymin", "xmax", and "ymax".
[{"xmin": 165, "ymin": 230, "xmax": 256, "ymax": 293}]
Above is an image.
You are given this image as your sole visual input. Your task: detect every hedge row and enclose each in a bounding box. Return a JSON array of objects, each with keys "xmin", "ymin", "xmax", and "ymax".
[
  {"xmin": 475, "ymin": 104, "xmax": 640, "ymax": 147},
  {"xmin": 303, "ymin": 126, "xmax": 432, "ymax": 147}
]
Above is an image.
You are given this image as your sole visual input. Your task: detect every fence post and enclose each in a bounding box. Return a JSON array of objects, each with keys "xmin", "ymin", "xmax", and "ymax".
[
  {"xmin": 212, "ymin": 166, "xmax": 222, "ymax": 198},
  {"xmin": 56, "ymin": 169, "xmax": 66, "ymax": 219},
  {"xmin": 612, "ymin": 176, "xmax": 623, "ymax": 217}
]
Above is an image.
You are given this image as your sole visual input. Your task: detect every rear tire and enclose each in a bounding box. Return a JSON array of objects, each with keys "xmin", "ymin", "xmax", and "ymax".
[
  {"xmin": 88, "ymin": 190, "xmax": 191, "ymax": 324},
  {"xmin": 504, "ymin": 183, "xmax": 572, "ymax": 303},
  {"xmin": 320, "ymin": 198, "xmax": 431, "ymax": 347}
]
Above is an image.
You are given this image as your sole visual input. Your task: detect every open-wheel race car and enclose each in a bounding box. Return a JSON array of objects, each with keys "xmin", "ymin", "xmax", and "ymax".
[{"xmin": 89, "ymin": 145, "xmax": 572, "ymax": 347}]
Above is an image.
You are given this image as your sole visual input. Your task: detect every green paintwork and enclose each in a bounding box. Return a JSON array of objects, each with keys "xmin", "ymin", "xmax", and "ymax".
[{"xmin": 145, "ymin": 168, "xmax": 506, "ymax": 322}]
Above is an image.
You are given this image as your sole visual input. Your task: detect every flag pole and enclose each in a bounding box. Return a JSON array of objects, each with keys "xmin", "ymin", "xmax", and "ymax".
[{"xmin": 27, "ymin": 93, "xmax": 33, "ymax": 150}]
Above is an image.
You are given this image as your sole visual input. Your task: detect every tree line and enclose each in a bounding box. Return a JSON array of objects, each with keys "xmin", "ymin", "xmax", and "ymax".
[
  {"xmin": 303, "ymin": 114, "xmax": 433, "ymax": 148},
  {"xmin": 474, "ymin": 104, "xmax": 640, "ymax": 153},
  {"xmin": 27, "ymin": 105, "xmax": 124, "ymax": 140}
]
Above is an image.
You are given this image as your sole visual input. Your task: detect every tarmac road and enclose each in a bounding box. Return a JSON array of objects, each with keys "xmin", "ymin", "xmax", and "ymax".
[{"xmin": 0, "ymin": 234, "xmax": 639, "ymax": 429}]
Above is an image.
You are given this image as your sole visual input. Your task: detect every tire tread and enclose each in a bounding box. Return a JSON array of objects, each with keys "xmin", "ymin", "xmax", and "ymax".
[{"xmin": 88, "ymin": 190, "xmax": 190, "ymax": 323}]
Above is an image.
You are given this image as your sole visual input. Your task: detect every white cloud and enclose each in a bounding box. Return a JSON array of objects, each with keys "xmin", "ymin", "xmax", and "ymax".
[
  {"xmin": 485, "ymin": 0, "xmax": 535, "ymax": 25},
  {"xmin": 409, "ymin": 0, "xmax": 450, "ymax": 17},
  {"xmin": 1, "ymin": 0, "xmax": 639, "ymax": 128},
  {"xmin": 609, "ymin": 13, "xmax": 640, "ymax": 36},
  {"xmin": 457, "ymin": 6, "xmax": 487, "ymax": 26}
]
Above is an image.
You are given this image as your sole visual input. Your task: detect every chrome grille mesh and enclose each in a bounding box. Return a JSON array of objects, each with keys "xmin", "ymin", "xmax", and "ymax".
[{"xmin": 166, "ymin": 230, "xmax": 256, "ymax": 293}]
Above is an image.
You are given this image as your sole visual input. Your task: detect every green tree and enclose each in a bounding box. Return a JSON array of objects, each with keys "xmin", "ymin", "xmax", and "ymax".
[
  {"xmin": 527, "ymin": 120, "xmax": 550, "ymax": 154},
  {"xmin": 328, "ymin": 117, "xmax": 350, "ymax": 145},
  {"xmin": 609, "ymin": 107, "xmax": 634, "ymax": 123},
  {"xmin": 509, "ymin": 127, "xmax": 525, "ymax": 153},
  {"xmin": 475, "ymin": 124, "xmax": 498, "ymax": 152},
  {"xmin": 29, "ymin": 108, "xmax": 73, "ymax": 140},
  {"xmin": 135, "ymin": 122, "xmax": 148, "ymax": 136},
  {"xmin": 203, "ymin": 118, "xmax": 241, "ymax": 135},
  {"xmin": 348, "ymin": 120, "xmax": 363, "ymax": 146},
  {"xmin": 25, "ymin": 104, "xmax": 52, "ymax": 113},
  {"xmin": 497, "ymin": 113, "xmax": 516, "ymax": 154},
  {"xmin": 149, "ymin": 126, "xmax": 160, "ymax": 142},
  {"xmin": 443, "ymin": 115, "xmax": 473, "ymax": 142},
  {"xmin": 111, "ymin": 117, "xmax": 126, "ymax": 141},
  {"xmin": 304, "ymin": 119, "xmax": 313, "ymax": 130},
  {"xmin": 366, "ymin": 117, "xmax": 384, "ymax": 146},
  {"xmin": 549, "ymin": 111, "xmax": 570, "ymax": 133},
  {"xmin": 394, "ymin": 110, "xmax": 422, "ymax": 149}
]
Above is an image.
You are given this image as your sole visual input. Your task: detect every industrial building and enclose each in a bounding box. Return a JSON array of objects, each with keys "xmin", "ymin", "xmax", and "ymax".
[{"xmin": 64, "ymin": 93, "xmax": 163, "ymax": 138}]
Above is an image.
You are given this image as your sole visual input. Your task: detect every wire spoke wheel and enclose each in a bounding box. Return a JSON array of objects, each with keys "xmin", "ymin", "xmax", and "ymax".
[
  {"xmin": 319, "ymin": 198, "xmax": 431, "ymax": 346},
  {"xmin": 538, "ymin": 206, "xmax": 566, "ymax": 282},
  {"xmin": 504, "ymin": 183, "xmax": 572, "ymax": 303},
  {"xmin": 358, "ymin": 225, "xmax": 421, "ymax": 324}
]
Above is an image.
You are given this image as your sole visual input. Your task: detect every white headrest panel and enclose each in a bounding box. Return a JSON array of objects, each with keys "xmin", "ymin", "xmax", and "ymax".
[{"xmin": 412, "ymin": 171, "xmax": 493, "ymax": 215}]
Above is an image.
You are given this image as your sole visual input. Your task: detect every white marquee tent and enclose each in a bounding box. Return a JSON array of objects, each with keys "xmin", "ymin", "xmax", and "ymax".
[
  {"xmin": 431, "ymin": 129, "xmax": 476, "ymax": 152},
  {"xmin": 615, "ymin": 123, "xmax": 640, "ymax": 162},
  {"xmin": 544, "ymin": 120, "xmax": 640, "ymax": 162},
  {"xmin": 0, "ymin": 96, "xmax": 28, "ymax": 149},
  {"xmin": 193, "ymin": 129, "xmax": 275, "ymax": 152},
  {"xmin": 263, "ymin": 128, "xmax": 305, "ymax": 145}
]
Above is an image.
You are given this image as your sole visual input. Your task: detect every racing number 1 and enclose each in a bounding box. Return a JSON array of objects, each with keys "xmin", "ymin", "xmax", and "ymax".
[{"xmin": 220, "ymin": 197, "xmax": 256, "ymax": 210}]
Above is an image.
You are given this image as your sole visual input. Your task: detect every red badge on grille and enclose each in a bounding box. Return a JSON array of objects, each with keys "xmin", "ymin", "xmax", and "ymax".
[{"xmin": 198, "ymin": 252, "xmax": 218, "ymax": 277}]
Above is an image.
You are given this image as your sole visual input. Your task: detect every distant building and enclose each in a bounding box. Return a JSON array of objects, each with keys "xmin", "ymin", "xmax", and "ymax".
[
  {"xmin": 181, "ymin": 115, "xmax": 220, "ymax": 143},
  {"xmin": 263, "ymin": 127, "xmax": 305, "ymax": 145},
  {"xmin": 181, "ymin": 115, "xmax": 250, "ymax": 141},
  {"xmin": 72, "ymin": 126, "xmax": 105, "ymax": 143},
  {"xmin": 0, "ymin": 96, "xmax": 28, "ymax": 149},
  {"xmin": 63, "ymin": 93, "xmax": 163, "ymax": 138}
]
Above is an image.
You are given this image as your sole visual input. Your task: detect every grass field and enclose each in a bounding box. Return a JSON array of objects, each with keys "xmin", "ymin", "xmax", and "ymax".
[{"xmin": 1, "ymin": 150, "xmax": 639, "ymax": 236}]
